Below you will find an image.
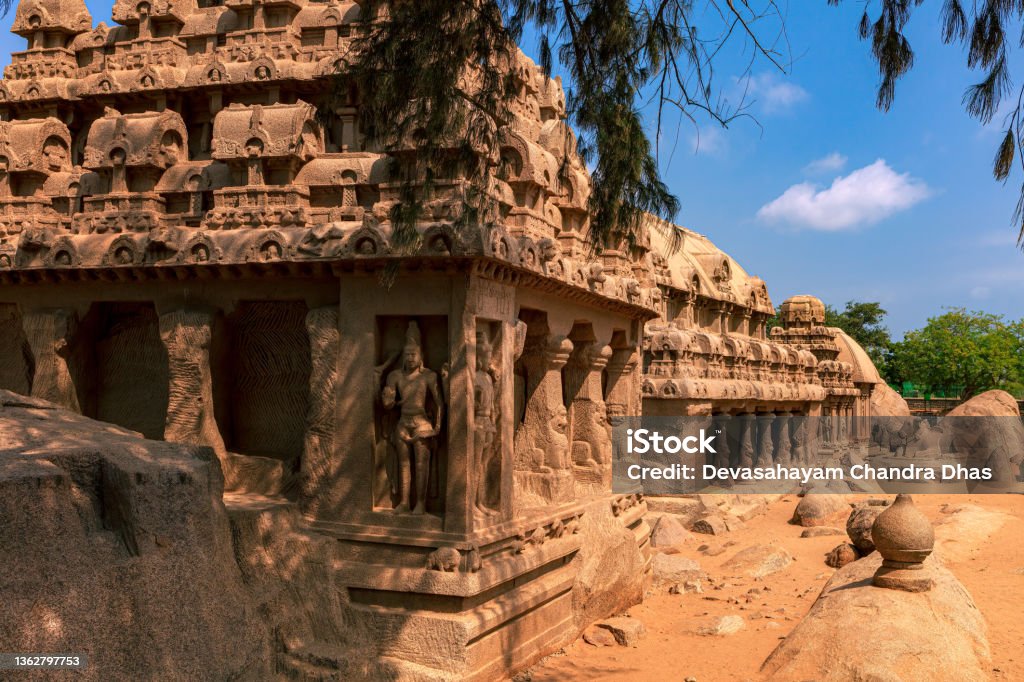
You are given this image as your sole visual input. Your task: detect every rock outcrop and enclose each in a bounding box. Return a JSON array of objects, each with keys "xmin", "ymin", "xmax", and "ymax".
[
  {"xmin": 791, "ymin": 489, "xmax": 849, "ymax": 527},
  {"xmin": 947, "ymin": 389, "xmax": 1020, "ymax": 417},
  {"xmin": 871, "ymin": 382, "xmax": 911, "ymax": 416},
  {"xmin": 762, "ymin": 554, "xmax": 991, "ymax": 681},
  {"xmin": 0, "ymin": 391, "xmax": 271, "ymax": 681}
]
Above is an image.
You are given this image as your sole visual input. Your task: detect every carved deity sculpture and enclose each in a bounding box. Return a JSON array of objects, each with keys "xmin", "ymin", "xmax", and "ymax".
[
  {"xmin": 381, "ymin": 322, "xmax": 445, "ymax": 515},
  {"xmin": 473, "ymin": 330, "xmax": 500, "ymax": 518}
]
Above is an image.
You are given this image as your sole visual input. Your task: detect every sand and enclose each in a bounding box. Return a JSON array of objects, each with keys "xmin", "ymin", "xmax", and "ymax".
[{"xmin": 525, "ymin": 494, "xmax": 1024, "ymax": 682}]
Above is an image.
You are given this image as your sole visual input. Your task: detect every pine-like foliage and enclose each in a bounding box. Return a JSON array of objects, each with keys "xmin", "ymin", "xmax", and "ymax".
[
  {"xmin": 326, "ymin": 0, "xmax": 789, "ymax": 258},
  {"xmin": 832, "ymin": 0, "xmax": 1024, "ymax": 246}
]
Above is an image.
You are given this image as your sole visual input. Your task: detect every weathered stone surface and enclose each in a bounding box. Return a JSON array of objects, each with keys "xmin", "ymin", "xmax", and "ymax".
[
  {"xmin": 800, "ymin": 526, "xmax": 843, "ymax": 538},
  {"xmin": 791, "ymin": 489, "xmax": 849, "ymax": 527},
  {"xmin": 644, "ymin": 496, "xmax": 704, "ymax": 523},
  {"xmin": 721, "ymin": 544, "xmax": 794, "ymax": 578},
  {"xmin": 947, "ymin": 389, "xmax": 1020, "ymax": 417},
  {"xmin": 650, "ymin": 553, "xmax": 704, "ymax": 587},
  {"xmin": 825, "ymin": 543, "xmax": 859, "ymax": 568},
  {"xmin": 692, "ymin": 514, "xmax": 729, "ymax": 535},
  {"xmin": 870, "ymin": 382, "xmax": 911, "ymax": 416},
  {"xmin": 596, "ymin": 617, "xmax": 646, "ymax": 647},
  {"xmin": 694, "ymin": 615, "xmax": 745, "ymax": 636},
  {"xmin": 582, "ymin": 625, "xmax": 618, "ymax": 647},
  {"xmin": 762, "ymin": 554, "xmax": 991, "ymax": 681},
  {"xmin": 650, "ymin": 514, "xmax": 694, "ymax": 548},
  {"xmin": 570, "ymin": 497, "xmax": 646, "ymax": 631},
  {"xmin": 846, "ymin": 505, "xmax": 882, "ymax": 554},
  {"xmin": 0, "ymin": 391, "xmax": 271, "ymax": 681}
]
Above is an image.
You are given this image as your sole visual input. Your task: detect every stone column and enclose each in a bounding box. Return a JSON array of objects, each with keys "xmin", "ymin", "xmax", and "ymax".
[
  {"xmin": 790, "ymin": 415, "xmax": 808, "ymax": 466},
  {"xmin": 518, "ymin": 336, "xmax": 573, "ymax": 470},
  {"xmin": 754, "ymin": 413, "xmax": 775, "ymax": 468},
  {"xmin": 605, "ymin": 348, "xmax": 639, "ymax": 419},
  {"xmin": 737, "ymin": 413, "xmax": 756, "ymax": 469},
  {"xmin": 22, "ymin": 309, "xmax": 80, "ymax": 412},
  {"xmin": 712, "ymin": 413, "xmax": 732, "ymax": 484},
  {"xmin": 158, "ymin": 309, "xmax": 227, "ymax": 467},
  {"xmin": 514, "ymin": 334, "xmax": 575, "ymax": 507},
  {"xmin": 773, "ymin": 412, "xmax": 792, "ymax": 466},
  {"xmin": 300, "ymin": 306, "xmax": 340, "ymax": 509},
  {"xmin": 569, "ymin": 344, "xmax": 613, "ymax": 474}
]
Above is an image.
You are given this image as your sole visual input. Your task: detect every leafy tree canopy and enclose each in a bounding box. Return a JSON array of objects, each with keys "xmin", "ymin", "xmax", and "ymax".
[
  {"xmin": 824, "ymin": 301, "xmax": 893, "ymax": 375},
  {"xmin": 890, "ymin": 308, "xmax": 1022, "ymax": 399}
]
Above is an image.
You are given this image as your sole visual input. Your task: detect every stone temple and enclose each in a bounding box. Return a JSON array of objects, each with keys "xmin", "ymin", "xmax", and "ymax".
[{"xmin": 0, "ymin": 1, "xmax": 888, "ymax": 679}]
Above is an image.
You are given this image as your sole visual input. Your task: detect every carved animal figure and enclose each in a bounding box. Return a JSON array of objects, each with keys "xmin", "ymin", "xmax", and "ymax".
[{"xmin": 425, "ymin": 547, "xmax": 460, "ymax": 572}]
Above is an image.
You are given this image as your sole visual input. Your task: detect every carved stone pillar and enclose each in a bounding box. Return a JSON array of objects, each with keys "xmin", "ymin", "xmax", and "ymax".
[
  {"xmin": 514, "ymin": 335, "xmax": 574, "ymax": 507},
  {"xmin": 790, "ymin": 415, "xmax": 808, "ymax": 466},
  {"xmin": 712, "ymin": 413, "xmax": 732, "ymax": 484},
  {"xmin": 755, "ymin": 413, "xmax": 775, "ymax": 468},
  {"xmin": 300, "ymin": 306, "xmax": 340, "ymax": 508},
  {"xmin": 158, "ymin": 309, "xmax": 228, "ymax": 467},
  {"xmin": 774, "ymin": 412, "xmax": 792, "ymax": 466},
  {"xmin": 738, "ymin": 413, "xmax": 756, "ymax": 469},
  {"xmin": 569, "ymin": 345, "xmax": 613, "ymax": 487},
  {"xmin": 605, "ymin": 348, "xmax": 639, "ymax": 419},
  {"xmin": 22, "ymin": 309, "xmax": 80, "ymax": 411}
]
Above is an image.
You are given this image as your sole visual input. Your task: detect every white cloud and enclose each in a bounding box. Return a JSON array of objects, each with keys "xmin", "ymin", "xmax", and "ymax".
[
  {"xmin": 745, "ymin": 72, "xmax": 809, "ymax": 114},
  {"xmin": 803, "ymin": 152, "xmax": 847, "ymax": 175},
  {"xmin": 757, "ymin": 159, "xmax": 931, "ymax": 231}
]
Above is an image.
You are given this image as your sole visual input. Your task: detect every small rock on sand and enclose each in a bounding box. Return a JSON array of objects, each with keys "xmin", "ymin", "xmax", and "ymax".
[{"xmin": 596, "ymin": 617, "xmax": 646, "ymax": 647}]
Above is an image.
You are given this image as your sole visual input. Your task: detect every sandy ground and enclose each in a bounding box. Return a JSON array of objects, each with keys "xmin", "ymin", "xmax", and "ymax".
[{"xmin": 524, "ymin": 494, "xmax": 1024, "ymax": 682}]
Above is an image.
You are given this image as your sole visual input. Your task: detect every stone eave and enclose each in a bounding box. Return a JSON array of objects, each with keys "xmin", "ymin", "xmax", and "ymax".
[{"xmin": 0, "ymin": 254, "xmax": 662, "ymax": 320}]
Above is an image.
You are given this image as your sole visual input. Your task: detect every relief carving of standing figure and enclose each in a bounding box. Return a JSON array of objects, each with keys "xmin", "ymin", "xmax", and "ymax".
[
  {"xmin": 381, "ymin": 322, "xmax": 444, "ymax": 515},
  {"xmin": 473, "ymin": 330, "xmax": 500, "ymax": 518}
]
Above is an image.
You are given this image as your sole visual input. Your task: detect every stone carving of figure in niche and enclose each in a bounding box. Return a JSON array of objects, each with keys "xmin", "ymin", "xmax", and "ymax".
[
  {"xmin": 0, "ymin": 156, "xmax": 9, "ymax": 198},
  {"xmin": 245, "ymin": 138, "xmax": 264, "ymax": 185},
  {"xmin": 381, "ymin": 322, "xmax": 445, "ymax": 515},
  {"xmin": 473, "ymin": 328, "xmax": 500, "ymax": 519}
]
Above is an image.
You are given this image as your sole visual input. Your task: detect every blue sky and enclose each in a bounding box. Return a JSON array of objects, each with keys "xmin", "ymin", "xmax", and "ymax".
[
  {"xmin": 2, "ymin": 1, "xmax": 1022, "ymax": 336},
  {"xmin": 632, "ymin": 1, "xmax": 1024, "ymax": 337}
]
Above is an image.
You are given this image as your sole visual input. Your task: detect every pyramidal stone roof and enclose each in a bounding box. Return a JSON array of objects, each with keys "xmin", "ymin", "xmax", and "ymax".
[{"xmin": 0, "ymin": 0, "xmax": 777, "ymax": 321}]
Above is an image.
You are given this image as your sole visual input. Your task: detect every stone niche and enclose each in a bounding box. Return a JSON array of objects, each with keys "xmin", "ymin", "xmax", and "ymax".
[
  {"xmin": 215, "ymin": 300, "xmax": 312, "ymax": 461},
  {"xmin": 372, "ymin": 314, "xmax": 450, "ymax": 517}
]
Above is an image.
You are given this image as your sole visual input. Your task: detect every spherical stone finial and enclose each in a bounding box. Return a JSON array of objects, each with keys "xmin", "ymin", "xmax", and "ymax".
[{"xmin": 871, "ymin": 494, "xmax": 935, "ymax": 592}]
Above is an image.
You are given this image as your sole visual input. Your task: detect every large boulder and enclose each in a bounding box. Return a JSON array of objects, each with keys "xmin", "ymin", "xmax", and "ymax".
[
  {"xmin": 947, "ymin": 389, "xmax": 1020, "ymax": 417},
  {"xmin": 570, "ymin": 497, "xmax": 647, "ymax": 631},
  {"xmin": 791, "ymin": 489, "xmax": 850, "ymax": 527},
  {"xmin": 762, "ymin": 554, "xmax": 990, "ymax": 681},
  {"xmin": 871, "ymin": 382, "xmax": 911, "ymax": 416},
  {"xmin": 945, "ymin": 390, "xmax": 1024, "ymax": 489},
  {"xmin": 0, "ymin": 391, "xmax": 271, "ymax": 681}
]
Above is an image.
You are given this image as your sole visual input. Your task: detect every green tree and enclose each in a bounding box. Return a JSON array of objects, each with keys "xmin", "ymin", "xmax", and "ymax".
[
  {"xmin": 890, "ymin": 308, "xmax": 1019, "ymax": 399},
  {"xmin": 824, "ymin": 301, "xmax": 893, "ymax": 375}
]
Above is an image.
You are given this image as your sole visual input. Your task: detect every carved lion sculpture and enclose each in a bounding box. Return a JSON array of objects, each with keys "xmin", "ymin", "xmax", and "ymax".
[{"xmin": 425, "ymin": 546, "xmax": 461, "ymax": 572}]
